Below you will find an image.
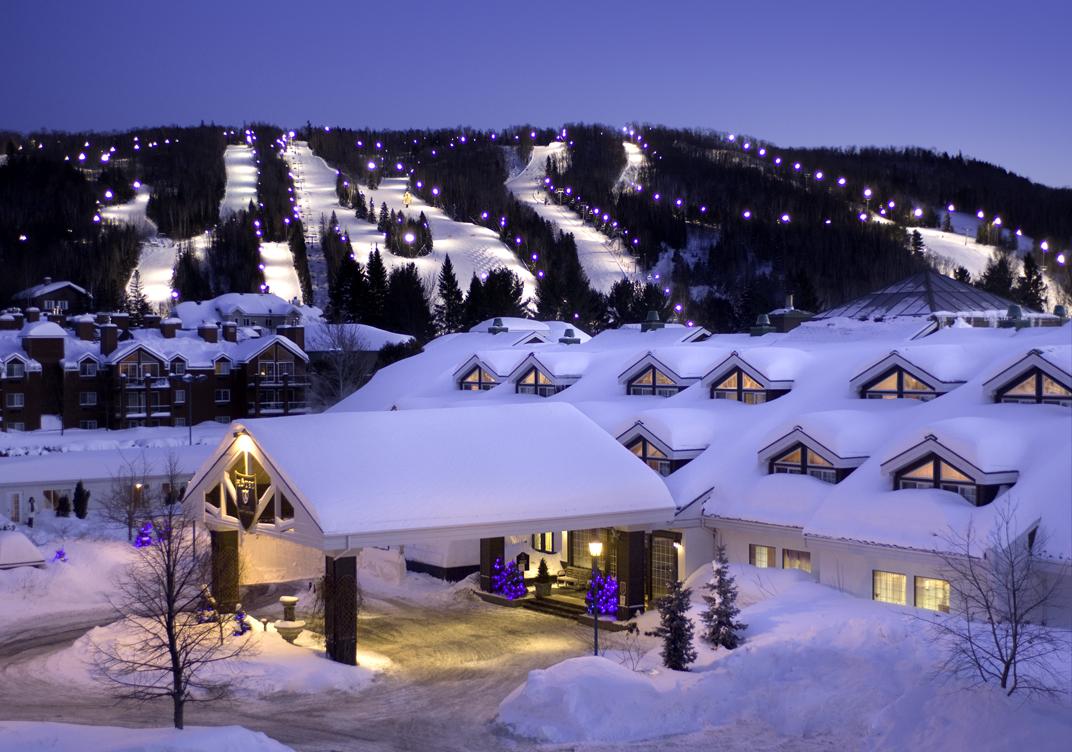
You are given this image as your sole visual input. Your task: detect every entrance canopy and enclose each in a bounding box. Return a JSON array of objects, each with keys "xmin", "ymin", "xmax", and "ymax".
[{"xmin": 183, "ymin": 403, "xmax": 676, "ymax": 552}]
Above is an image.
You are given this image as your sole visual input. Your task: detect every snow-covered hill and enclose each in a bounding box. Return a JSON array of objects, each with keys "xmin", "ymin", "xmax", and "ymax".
[
  {"xmin": 506, "ymin": 142, "xmax": 640, "ymax": 294},
  {"xmin": 285, "ymin": 141, "xmax": 536, "ymax": 307}
]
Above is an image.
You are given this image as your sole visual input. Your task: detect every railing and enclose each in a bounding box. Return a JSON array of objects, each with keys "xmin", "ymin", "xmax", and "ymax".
[{"xmin": 247, "ymin": 401, "xmax": 307, "ymax": 414}]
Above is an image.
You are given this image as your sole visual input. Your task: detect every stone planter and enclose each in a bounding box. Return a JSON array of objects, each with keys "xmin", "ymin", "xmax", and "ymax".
[
  {"xmin": 534, "ymin": 581, "xmax": 552, "ymax": 599},
  {"xmin": 275, "ymin": 619, "xmax": 306, "ymax": 644}
]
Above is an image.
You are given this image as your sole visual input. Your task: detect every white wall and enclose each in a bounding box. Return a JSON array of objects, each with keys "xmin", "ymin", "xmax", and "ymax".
[{"xmin": 239, "ymin": 531, "xmax": 322, "ymax": 585}]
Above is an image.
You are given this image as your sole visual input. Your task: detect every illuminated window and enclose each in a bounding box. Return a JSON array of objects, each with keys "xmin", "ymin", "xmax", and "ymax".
[
  {"xmin": 531, "ymin": 532, "xmax": 556, "ymax": 554},
  {"xmin": 771, "ymin": 444, "xmax": 838, "ymax": 483},
  {"xmin": 712, "ymin": 368, "xmax": 768, "ymax": 403},
  {"xmin": 215, "ymin": 359, "xmax": 231, "ymax": 376},
  {"xmin": 517, "ymin": 367, "xmax": 559, "ymax": 397},
  {"xmin": 862, "ymin": 367, "xmax": 937, "ymax": 401},
  {"xmin": 783, "ymin": 549, "xmax": 812, "ymax": 573},
  {"xmin": 997, "ymin": 370, "xmax": 1071, "ymax": 407},
  {"xmin": 873, "ymin": 570, "xmax": 907, "ymax": 605},
  {"xmin": 459, "ymin": 365, "xmax": 497, "ymax": 391},
  {"xmin": 914, "ymin": 577, "xmax": 950, "ymax": 612},
  {"xmin": 749, "ymin": 544, "xmax": 776, "ymax": 568},
  {"xmin": 628, "ymin": 366, "xmax": 680, "ymax": 397},
  {"xmin": 897, "ymin": 456, "xmax": 978, "ymax": 504},
  {"xmin": 628, "ymin": 437, "xmax": 673, "ymax": 476}
]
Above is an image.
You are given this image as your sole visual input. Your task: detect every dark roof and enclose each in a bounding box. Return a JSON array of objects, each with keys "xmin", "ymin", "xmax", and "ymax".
[{"xmin": 815, "ymin": 270, "xmax": 1028, "ymax": 320}]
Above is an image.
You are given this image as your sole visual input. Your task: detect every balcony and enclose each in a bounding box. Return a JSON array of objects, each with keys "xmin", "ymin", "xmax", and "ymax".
[{"xmin": 247, "ymin": 401, "xmax": 307, "ymax": 415}]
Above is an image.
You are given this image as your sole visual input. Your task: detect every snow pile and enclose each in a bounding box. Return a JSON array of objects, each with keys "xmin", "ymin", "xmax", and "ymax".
[
  {"xmin": 499, "ymin": 567, "xmax": 1072, "ymax": 747},
  {"xmin": 46, "ymin": 615, "xmax": 388, "ymax": 697},
  {"xmin": 0, "ymin": 721, "xmax": 293, "ymax": 752}
]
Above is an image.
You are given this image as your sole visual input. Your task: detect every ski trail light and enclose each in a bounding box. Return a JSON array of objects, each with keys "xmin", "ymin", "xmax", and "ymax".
[
  {"xmin": 78, "ymin": 152, "xmax": 86, "ymax": 161},
  {"xmin": 367, "ymin": 161, "xmax": 377, "ymax": 170},
  {"xmin": 743, "ymin": 142, "xmax": 751, "ymax": 150},
  {"xmin": 727, "ymin": 134, "xmax": 736, "ymax": 142},
  {"xmin": 947, "ymin": 203, "xmax": 955, "ymax": 212},
  {"xmin": 888, "ymin": 200, "xmax": 895, "ymax": 209},
  {"xmin": 993, "ymin": 217, "xmax": 1002, "ymax": 226},
  {"xmin": 1040, "ymin": 241, "xmax": 1049, "ymax": 251},
  {"xmin": 431, "ymin": 187, "xmax": 440, "ymax": 196},
  {"xmin": 403, "ymin": 232, "xmax": 415, "ymax": 244},
  {"xmin": 1057, "ymin": 253, "xmax": 1065, "ymax": 265},
  {"xmin": 781, "ymin": 213, "xmax": 791, "ymax": 223},
  {"xmin": 674, "ymin": 303, "xmax": 683, "ymax": 313},
  {"xmin": 913, "ymin": 208, "xmax": 923, "ymax": 218},
  {"xmin": 774, "ymin": 157, "xmax": 782, "ymax": 165},
  {"xmin": 758, "ymin": 148, "xmax": 767, "ymax": 156},
  {"xmin": 977, "ymin": 210, "xmax": 985, "ymax": 219},
  {"xmin": 1015, "ymin": 228, "xmax": 1023, "ymax": 236},
  {"xmin": 793, "ymin": 162, "xmax": 801, "ymax": 171},
  {"xmin": 104, "ymin": 190, "xmax": 113, "ymax": 200},
  {"xmin": 815, "ymin": 171, "xmax": 824, "ymax": 180},
  {"xmin": 743, "ymin": 210, "xmax": 752, "ymax": 219},
  {"xmin": 859, "ymin": 212, "xmax": 869, "ymax": 221},
  {"xmin": 863, "ymin": 188, "xmax": 873, "ymax": 198},
  {"xmin": 653, "ymin": 193, "xmax": 660, "ymax": 201},
  {"xmin": 837, "ymin": 177, "xmax": 846, "ymax": 186},
  {"xmin": 133, "ymin": 180, "xmax": 141, "ymax": 189},
  {"xmin": 675, "ymin": 198, "xmax": 683, "ymax": 207}
]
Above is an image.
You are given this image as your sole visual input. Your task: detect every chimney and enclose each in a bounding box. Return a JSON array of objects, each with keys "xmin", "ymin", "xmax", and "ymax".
[
  {"xmin": 111, "ymin": 312, "xmax": 130, "ymax": 331},
  {"xmin": 24, "ymin": 307, "xmax": 40, "ymax": 323},
  {"xmin": 0, "ymin": 313, "xmax": 16, "ymax": 331},
  {"xmin": 47, "ymin": 313, "xmax": 64, "ymax": 325},
  {"xmin": 558, "ymin": 327, "xmax": 581, "ymax": 345},
  {"xmin": 640, "ymin": 310, "xmax": 664, "ymax": 332},
  {"xmin": 12, "ymin": 311, "xmax": 24, "ymax": 329},
  {"xmin": 487, "ymin": 317, "xmax": 508, "ymax": 334},
  {"xmin": 100, "ymin": 321, "xmax": 118, "ymax": 356},
  {"xmin": 786, "ymin": 293, "xmax": 795, "ymax": 310},
  {"xmin": 43, "ymin": 276, "xmax": 52, "ymax": 285},
  {"xmin": 160, "ymin": 317, "xmax": 180, "ymax": 339},
  {"xmin": 276, "ymin": 324, "xmax": 304, "ymax": 350},
  {"xmin": 222, "ymin": 320, "xmax": 238, "ymax": 343},
  {"xmin": 143, "ymin": 313, "xmax": 161, "ymax": 330},
  {"xmin": 95, "ymin": 312, "xmax": 111, "ymax": 326},
  {"xmin": 73, "ymin": 314, "xmax": 95, "ymax": 341},
  {"xmin": 198, "ymin": 321, "xmax": 219, "ymax": 343}
]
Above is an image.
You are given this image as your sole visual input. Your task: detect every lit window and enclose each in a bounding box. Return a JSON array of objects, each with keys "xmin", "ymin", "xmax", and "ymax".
[
  {"xmin": 517, "ymin": 367, "xmax": 558, "ymax": 397},
  {"xmin": 862, "ymin": 367, "xmax": 937, "ymax": 401},
  {"xmin": 712, "ymin": 368, "xmax": 768, "ymax": 403},
  {"xmin": 531, "ymin": 532, "xmax": 556, "ymax": 554},
  {"xmin": 628, "ymin": 366, "xmax": 679, "ymax": 397},
  {"xmin": 783, "ymin": 549, "xmax": 812, "ymax": 573},
  {"xmin": 628, "ymin": 437, "xmax": 672, "ymax": 476},
  {"xmin": 873, "ymin": 570, "xmax": 907, "ymax": 605},
  {"xmin": 897, "ymin": 456, "xmax": 979, "ymax": 504},
  {"xmin": 771, "ymin": 444, "xmax": 839, "ymax": 483},
  {"xmin": 215, "ymin": 359, "xmax": 231, "ymax": 376},
  {"xmin": 998, "ymin": 370, "xmax": 1071, "ymax": 407},
  {"xmin": 459, "ymin": 365, "xmax": 497, "ymax": 391},
  {"xmin": 914, "ymin": 577, "xmax": 950, "ymax": 612},
  {"xmin": 749, "ymin": 544, "xmax": 776, "ymax": 568}
]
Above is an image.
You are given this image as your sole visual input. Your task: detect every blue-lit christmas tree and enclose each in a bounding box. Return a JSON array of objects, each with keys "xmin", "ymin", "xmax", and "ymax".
[
  {"xmin": 491, "ymin": 557, "xmax": 527, "ymax": 600},
  {"xmin": 232, "ymin": 603, "xmax": 252, "ymax": 636},
  {"xmin": 133, "ymin": 521, "xmax": 154, "ymax": 548},
  {"xmin": 585, "ymin": 571, "xmax": 619, "ymax": 616}
]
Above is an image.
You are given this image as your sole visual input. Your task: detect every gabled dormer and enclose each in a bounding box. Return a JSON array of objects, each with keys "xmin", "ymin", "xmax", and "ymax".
[
  {"xmin": 213, "ymin": 354, "xmax": 233, "ymax": 377},
  {"xmin": 850, "ymin": 352, "xmax": 962, "ymax": 401},
  {"xmin": 619, "ymin": 353, "xmax": 695, "ymax": 397},
  {"xmin": 170, "ymin": 356, "xmax": 188, "ymax": 376},
  {"xmin": 703, "ymin": 352, "xmax": 791, "ymax": 404},
  {"xmin": 506, "ymin": 354, "xmax": 576, "ymax": 397},
  {"xmin": 758, "ymin": 426, "xmax": 867, "ymax": 483},
  {"xmin": 881, "ymin": 434, "xmax": 1019, "ymax": 506},
  {"xmin": 982, "ymin": 349, "xmax": 1071, "ymax": 407},
  {"xmin": 453, "ymin": 356, "xmax": 500, "ymax": 392},
  {"xmin": 2, "ymin": 353, "xmax": 35, "ymax": 379},
  {"xmin": 615, "ymin": 422, "xmax": 704, "ymax": 477}
]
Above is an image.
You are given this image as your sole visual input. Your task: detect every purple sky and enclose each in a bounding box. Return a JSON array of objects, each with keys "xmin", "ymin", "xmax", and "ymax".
[{"xmin": 3, "ymin": 0, "xmax": 1069, "ymax": 187}]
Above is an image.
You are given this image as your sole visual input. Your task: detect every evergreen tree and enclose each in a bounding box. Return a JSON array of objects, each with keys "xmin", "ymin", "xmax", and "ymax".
[
  {"xmin": 367, "ymin": 196, "xmax": 377, "ymax": 224},
  {"xmin": 953, "ymin": 266, "xmax": 972, "ymax": 284},
  {"xmin": 365, "ymin": 248, "xmax": 388, "ymax": 328},
  {"xmin": 171, "ymin": 245, "xmax": 213, "ymax": 302},
  {"xmin": 699, "ymin": 544, "xmax": 746, "ymax": 650},
  {"xmin": 125, "ymin": 270, "xmax": 152, "ymax": 326},
  {"xmin": 384, "ymin": 263, "xmax": 434, "ymax": 340},
  {"xmin": 377, "ymin": 202, "xmax": 390, "ymax": 232},
  {"xmin": 462, "ymin": 273, "xmax": 487, "ymax": 329},
  {"xmin": 941, "ymin": 212, "xmax": 954, "ymax": 233},
  {"xmin": 977, "ymin": 254, "xmax": 1015, "ymax": 298},
  {"xmin": 910, "ymin": 229, "xmax": 926, "ymax": 254},
  {"xmin": 481, "ymin": 267, "xmax": 526, "ymax": 318},
  {"xmin": 788, "ymin": 268, "xmax": 821, "ymax": 312},
  {"xmin": 434, "ymin": 254, "xmax": 465, "ymax": 333},
  {"xmin": 646, "ymin": 580, "xmax": 697, "ymax": 671},
  {"xmin": 1014, "ymin": 254, "xmax": 1047, "ymax": 312},
  {"xmin": 72, "ymin": 481, "xmax": 90, "ymax": 520}
]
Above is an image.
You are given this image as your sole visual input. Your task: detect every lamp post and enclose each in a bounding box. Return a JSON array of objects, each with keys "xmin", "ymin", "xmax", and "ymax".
[
  {"xmin": 172, "ymin": 372, "xmax": 207, "ymax": 445},
  {"xmin": 588, "ymin": 539, "xmax": 603, "ymax": 656}
]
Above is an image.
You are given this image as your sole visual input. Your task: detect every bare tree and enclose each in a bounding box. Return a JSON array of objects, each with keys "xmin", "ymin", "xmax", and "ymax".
[
  {"xmin": 94, "ymin": 460, "xmax": 253, "ymax": 728},
  {"xmin": 307, "ymin": 324, "xmax": 377, "ymax": 410},
  {"xmin": 927, "ymin": 503, "xmax": 1068, "ymax": 696},
  {"xmin": 99, "ymin": 452, "xmax": 154, "ymax": 541}
]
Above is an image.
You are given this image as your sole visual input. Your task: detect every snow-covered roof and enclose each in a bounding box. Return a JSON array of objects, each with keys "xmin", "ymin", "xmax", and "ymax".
[
  {"xmin": 12, "ymin": 280, "xmax": 89, "ymax": 300},
  {"xmin": 302, "ymin": 322, "xmax": 414, "ymax": 352},
  {"xmin": 0, "ymin": 445, "xmax": 210, "ymax": 487},
  {"xmin": 20, "ymin": 321, "xmax": 66, "ymax": 339},
  {"xmin": 172, "ymin": 293, "xmax": 300, "ymax": 329},
  {"xmin": 0, "ymin": 530, "xmax": 45, "ymax": 569},
  {"xmin": 187, "ymin": 404, "xmax": 676, "ymax": 545}
]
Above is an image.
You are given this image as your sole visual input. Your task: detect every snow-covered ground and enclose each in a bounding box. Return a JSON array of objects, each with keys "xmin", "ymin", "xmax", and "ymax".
[
  {"xmin": 499, "ymin": 565, "xmax": 1072, "ymax": 748},
  {"xmin": 506, "ymin": 142, "xmax": 641, "ymax": 294},
  {"xmin": 285, "ymin": 141, "xmax": 536, "ymax": 307},
  {"xmin": 0, "ymin": 722, "xmax": 293, "ymax": 752},
  {"xmin": 0, "ymin": 420, "xmax": 227, "ymax": 457},
  {"xmin": 220, "ymin": 144, "xmax": 259, "ymax": 217}
]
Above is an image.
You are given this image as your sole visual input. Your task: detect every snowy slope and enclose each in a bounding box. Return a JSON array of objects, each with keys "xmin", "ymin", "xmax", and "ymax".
[
  {"xmin": 219, "ymin": 144, "xmax": 258, "ymax": 217},
  {"xmin": 506, "ymin": 142, "xmax": 640, "ymax": 295},
  {"xmin": 0, "ymin": 722, "xmax": 294, "ymax": 752},
  {"xmin": 284, "ymin": 141, "xmax": 536, "ymax": 307}
]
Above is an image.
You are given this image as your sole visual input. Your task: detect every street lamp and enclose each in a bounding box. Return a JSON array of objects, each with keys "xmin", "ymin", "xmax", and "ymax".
[
  {"xmin": 588, "ymin": 540, "xmax": 603, "ymax": 656},
  {"xmin": 172, "ymin": 372, "xmax": 207, "ymax": 445}
]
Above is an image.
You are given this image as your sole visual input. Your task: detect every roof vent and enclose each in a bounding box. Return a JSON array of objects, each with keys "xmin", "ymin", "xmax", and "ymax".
[
  {"xmin": 558, "ymin": 327, "xmax": 581, "ymax": 345},
  {"xmin": 488, "ymin": 317, "xmax": 509, "ymax": 334},
  {"xmin": 750, "ymin": 313, "xmax": 776, "ymax": 337},
  {"xmin": 999, "ymin": 304, "xmax": 1028, "ymax": 330},
  {"xmin": 641, "ymin": 310, "xmax": 664, "ymax": 332},
  {"xmin": 1055, "ymin": 304, "xmax": 1068, "ymax": 319}
]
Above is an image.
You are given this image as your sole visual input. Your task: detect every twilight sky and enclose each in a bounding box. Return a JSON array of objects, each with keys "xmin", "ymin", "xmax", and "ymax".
[{"xmin": 3, "ymin": 0, "xmax": 1069, "ymax": 187}]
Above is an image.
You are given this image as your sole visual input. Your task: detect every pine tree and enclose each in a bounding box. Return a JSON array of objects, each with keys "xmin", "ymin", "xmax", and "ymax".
[
  {"xmin": 377, "ymin": 202, "xmax": 390, "ymax": 232},
  {"xmin": 434, "ymin": 254, "xmax": 465, "ymax": 333},
  {"xmin": 646, "ymin": 580, "xmax": 697, "ymax": 671},
  {"xmin": 171, "ymin": 245, "xmax": 212, "ymax": 302},
  {"xmin": 125, "ymin": 270, "xmax": 151, "ymax": 325},
  {"xmin": 910, "ymin": 230, "xmax": 925, "ymax": 254},
  {"xmin": 977, "ymin": 254, "xmax": 1015, "ymax": 298},
  {"xmin": 462, "ymin": 273, "xmax": 486, "ymax": 329},
  {"xmin": 941, "ymin": 212, "xmax": 954, "ymax": 233},
  {"xmin": 700, "ymin": 544, "xmax": 746, "ymax": 650},
  {"xmin": 367, "ymin": 196, "xmax": 377, "ymax": 224},
  {"xmin": 1014, "ymin": 254, "xmax": 1047, "ymax": 312},
  {"xmin": 73, "ymin": 480, "xmax": 90, "ymax": 520},
  {"xmin": 384, "ymin": 263, "xmax": 434, "ymax": 340},
  {"xmin": 365, "ymin": 248, "xmax": 388, "ymax": 328},
  {"xmin": 953, "ymin": 266, "xmax": 972, "ymax": 284}
]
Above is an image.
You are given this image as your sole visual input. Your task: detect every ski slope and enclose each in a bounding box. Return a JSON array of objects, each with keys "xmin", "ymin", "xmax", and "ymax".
[
  {"xmin": 284, "ymin": 141, "xmax": 536, "ymax": 307},
  {"xmin": 220, "ymin": 144, "xmax": 258, "ymax": 217},
  {"xmin": 506, "ymin": 142, "xmax": 640, "ymax": 295}
]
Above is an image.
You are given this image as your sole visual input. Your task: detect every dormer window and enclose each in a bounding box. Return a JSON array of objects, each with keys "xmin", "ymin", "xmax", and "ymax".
[
  {"xmin": 517, "ymin": 367, "xmax": 558, "ymax": 397},
  {"xmin": 862, "ymin": 368, "xmax": 937, "ymax": 401},
  {"xmin": 770, "ymin": 444, "xmax": 837, "ymax": 483},
  {"xmin": 215, "ymin": 359, "xmax": 231, "ymax": 377},
  {"xmin": 5, "ymin": 360, "xmax": 26, "ymax": 379},
  {"xmin": 171, "ymin": 359, "xmax": 186, "ymax": 376},
  {"xmin": 459, "ymin": 366, "xmax": 497, "ymax": 391},
  {"xmin": 79, "ymin": 360, "xmax": 98, "ymax": 378},
  {"xmin": 627, "ymin": 437, "xmax": 671, "ymax": 476},
  {"xmin": 628, "ymin": 366, "xmax": 679, "ymax": 397},
  {"xmin": 996, "ymin": 370, "xmax": 1071, "ymax": 407},
  {"xmin": 897, "ymin": 455, "xmax": 977, "ymax": 504},
  {"xmin": 711, "ymin": 368, "xmax": 767, "ymax": 403}
]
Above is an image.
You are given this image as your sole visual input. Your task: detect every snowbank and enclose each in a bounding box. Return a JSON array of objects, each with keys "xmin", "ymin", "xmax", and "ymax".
[
  {"xmin": 0, "ymin": 721, "xmax": 293, "ymax": 752},
  {"xmin": 498, "ymin": 568, "xmax": 1072, "ymax": 747}
]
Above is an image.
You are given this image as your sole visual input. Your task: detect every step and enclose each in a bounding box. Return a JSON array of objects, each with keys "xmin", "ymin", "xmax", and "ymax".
[{"xmin": 521, "ymin": 597, "xmax": 587, "ymax": 619}]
